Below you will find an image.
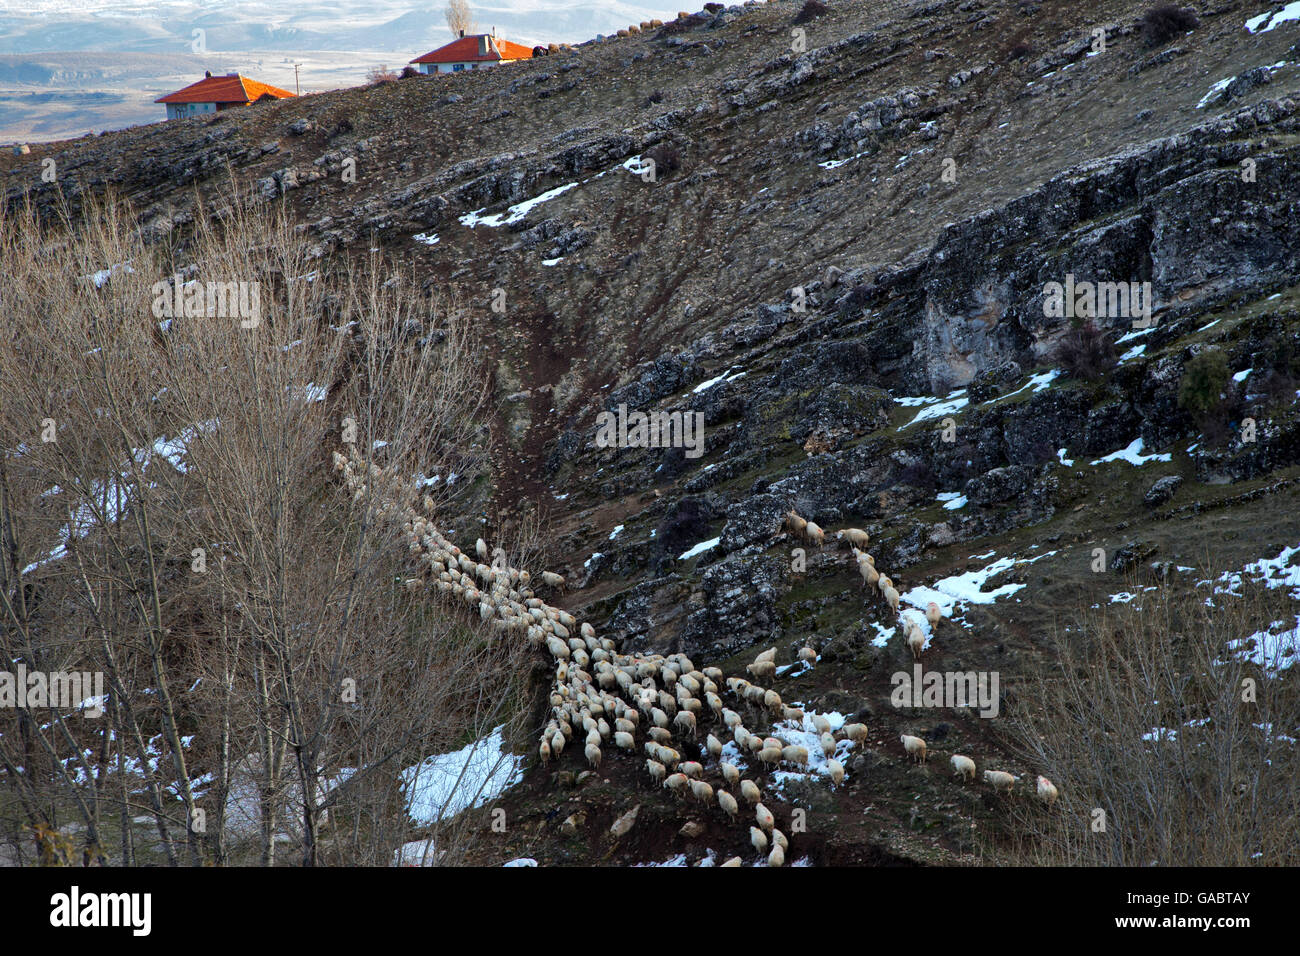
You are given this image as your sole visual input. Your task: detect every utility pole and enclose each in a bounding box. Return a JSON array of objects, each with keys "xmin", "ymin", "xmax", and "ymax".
[{"xmin": 293, "ymin": 62, "xmax": 301, "ymax": 95}]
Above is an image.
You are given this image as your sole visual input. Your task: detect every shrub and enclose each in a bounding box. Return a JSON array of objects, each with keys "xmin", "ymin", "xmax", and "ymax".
[
  {"xmin": 1178, "ymin": 348, "xmax": 1231, "ymax": 422},
  {"xmin": 654, "ymin": 496, "xmax": 716, "ymax": 561},
  {"xmin": 643, "ymin": 141, "xmax": 681, "ymax": 176},
  {"xmin": 1055, "ymin": 320, "xmax": 1117, "ymax": 382},
  {"xmin": 1008, "ymin": 41, "xmax": 1033, "ymax": 61},
  {"xmin": 794, "ymin": 0, "xmax": 829, "ymax": 24},
  {"xmin": 898, "ymin": 458, "xmax": 937, "ymax": 492},
  {"xmin": 401, "ymin": 65, "xmax": 421, "ymax": 78},
  {"xmin": 1140, "ymin": 4, "xmax": 1199, "ymax": 48},
  {"xmin": 367, "ymin": 65, "xmax": 398, "ymax": 84}
]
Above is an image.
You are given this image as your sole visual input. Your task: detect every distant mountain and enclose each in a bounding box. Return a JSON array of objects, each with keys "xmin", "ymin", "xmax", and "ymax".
[{"xmin": 0, "ymin": 0, "xmax": 682, "ymax": 52}]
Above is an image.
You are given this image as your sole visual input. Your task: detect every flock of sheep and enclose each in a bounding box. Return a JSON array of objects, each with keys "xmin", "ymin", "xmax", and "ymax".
[{"xmin": 334, "ymin": 450, "xmax": 1058, "ymax": 864}]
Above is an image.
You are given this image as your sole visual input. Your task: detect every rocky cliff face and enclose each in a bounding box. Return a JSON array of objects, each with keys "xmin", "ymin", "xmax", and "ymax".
[{"xmin": 7, "ymin": 0, "xmax": 1300, "ymax": 866}]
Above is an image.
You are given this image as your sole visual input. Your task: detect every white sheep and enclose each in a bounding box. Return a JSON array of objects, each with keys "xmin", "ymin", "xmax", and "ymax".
[
  {"xmin": 758, "ymin": 745, "xmax": 783, "ymax": 767},
  {"xmin": 690, "ymin": 779, "xmax": 714, "ymax": 804},
  {"xmin": 767, "ymin": 844, "xmax": 785, "ymax": 867},
  {"xmin": 1037, "ymin": 775, "xmax": 1059, "ymax": 806},
  {"xmin": 900, "ymin": 733, "xmax": 927, "ymax": 764},
  {"xmin": 951, "ymin": 754, "xmax": 976, "ymax": 782},
  {"xmin": 781, "ymin": 745, "xmax": 809, "ymax": 767},
  {"xmin": 679, "ymin": 761, "xmax": 704, "ymax": 779},
  {"xmin": 663, "ymin": 772, "xmax": 689, "ymax": 795},
  {"xmin": 540, "ymin": 570, "xmax": 566, "ymax": 590},
  {"xmin": 820, "ymin": 732, "xmax": 837, "ymax": 758},
  {"xmin": 750, "ymin": 826, "xmax": 769, "ymax": 855},
  {"xmin": 721, "ymin": 856, "xmax": 743, "ymax": 867},
  {"xmin": 837, "ymin": 527, "xmax": 870, "ymax": 548},
  {"xmin": 673, "ymin": 710, "xmax": 697, "ymax": 737},
  {"xmin": 926, "ymin": 601, "xmax": 942, "ymax": 628},
  {"xmin": 706, "ymin": 734, "xmax": 724, "ymax": 758},
  {"xmin": 755, "ymin": 803, "xmax": 775, "ymax": 832},
  {"xmin": 740, "ymin": 779, "xmax": 762, "ymax": 806},
  {"xmin": 826, "ymin": 758, "xmax": 845, "ymax": 785},
  {"xmin": 718, "ymin": 790, "xmax": 739, "ymax": 820},
  {"xmin": 721, "ymin": 762, "xmax": 741, "ymax": 787},
  {"xmin": 646, "ymin": 759, "xmax": 667, "ymax": 783},
  {"xmin": 907, "ymin": 623, "xmax": 925, "ymax": 659},
  {"xmin": 614, "ymin": 731, "xmax": 635, "ymax": 751},
  {"xmin": 785, "ymin": 511, "xmax": 808, "ymax": 537},
  {"xmin": 984, "ymin": 770, "xmax": 1017, "ymax": 791},
  {"xmin": 798, "ymin": 646, "xmax": 817, "ymax": 663},
  {"xmin": 842, "ymin": 723, "xmax": 869, "ymax": 744},
  {"xmin": 884, "ymin": 585, "xmax": 901, "ymax": 613},
  {"xmin": 804, "ymin": 521, "xmax": 826, "ymax": 547},
  {"xmin": 585, "ymin": 743, "xmax": 602, "ymax": 769}
]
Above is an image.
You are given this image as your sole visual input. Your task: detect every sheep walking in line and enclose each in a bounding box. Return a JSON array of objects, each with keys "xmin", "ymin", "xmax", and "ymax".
[
  {"xmin": 826, "ymin": 758, "xmax": 845, "ymax": 786},
  {"xmin": 837, "ymin": 527, "xmax": 870, "ymax": 549},
  {"xmin": 842, "ymin": 722, "xmax": 868, "ymax": 744},
  {"xmin": 337, "ymin": 447, "xmax": 1037, "ymax": 867},
  {"xmin": 901, "ymin": 733, "xmax": 927, "ymax": 765},
  {"xmin": 906, "ymin": 621, "xmax": 926, "ymax": 659},
  {"xmin": 1037, "ymin": 775, "xmax": 1059, "ymax": 806},
  {"xmin": 951, "ymin": 754, "xmax": 976, "ymax": 782},
  {"xmin": 926, "ymin": 601, "xmax": 943, "ymax": 629},
  {"xmin": 984, "ymin": 770, "xmax": 1017, "ymax": 792}
]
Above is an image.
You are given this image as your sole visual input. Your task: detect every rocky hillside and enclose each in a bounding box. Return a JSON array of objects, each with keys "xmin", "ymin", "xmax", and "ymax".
[{"xmin": 7, "ymin": 0, "xmax": 1300, "ymax": 866}]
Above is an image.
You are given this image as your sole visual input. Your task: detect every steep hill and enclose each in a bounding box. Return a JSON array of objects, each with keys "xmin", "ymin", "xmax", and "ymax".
[{"xmin": 6, "ymin": 0, "xmax": 1300, "ymax": 866}]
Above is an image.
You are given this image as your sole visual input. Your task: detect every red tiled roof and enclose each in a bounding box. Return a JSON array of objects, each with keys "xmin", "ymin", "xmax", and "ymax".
[
  {"xmin": 156, "ymin": 74, "xmax": 295, "ymax": 105},
  {"xmin": 410, "ymin": 35, "xmax": 535, "ymax": 65}
]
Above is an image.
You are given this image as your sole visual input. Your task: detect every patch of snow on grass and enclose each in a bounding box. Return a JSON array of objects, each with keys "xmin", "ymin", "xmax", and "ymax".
[
  {"xmin": 401, "ymin": 726, "xmax": 524, "ymax": 825},
  {"xmin": 900, "ymin": 550, "xmax": 1057, "ymax": 614},
  {"xmin": 1090, "ymin": 438, "xmax": 1171, "ymax": 466},
  {"xmin": 1246, "ymin": 2, "xmax": 1300, "ymax": 33},
  {"xmin": 899, "ymin": 390, "xmax": 969, "ymax": 429},
  {"xmin": 693, "ymin": 366, "xmax": 746, "ymax": 393},
  {"xmin": 460, "ymin": 181, "xmax": 580, "ymax": 228},
  {"xmin": 679, "ymin": 537, "xmax": 720, "ymax": 560}
]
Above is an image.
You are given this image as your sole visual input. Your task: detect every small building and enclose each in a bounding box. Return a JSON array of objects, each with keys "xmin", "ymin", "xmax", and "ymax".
[
  {"xmin": 410, "ymin": 31, "xmax": 535, "ymax": 75},
  {"xmin": 155, "ymin": 71, "xmax": 295, "ymax": 120}
]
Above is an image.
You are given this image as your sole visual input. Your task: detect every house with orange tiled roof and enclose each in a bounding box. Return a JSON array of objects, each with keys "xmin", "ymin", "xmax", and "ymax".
[
  {"xmin": 156, "ymin": 71, "xmax": 295, "ymax": 120},
  {"xmin": 410, "ymin": 30, "xmax": 535, "ymax": 75}
]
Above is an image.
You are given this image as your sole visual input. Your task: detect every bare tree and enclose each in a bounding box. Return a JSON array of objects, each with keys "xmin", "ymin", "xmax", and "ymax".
[
  {"xmin": 997, "ymin": 576, "xmax": 1300, "ymax": 866},
  {"xmin": 445, "ymin": 0, "xmax": 476, "ymax": 37},
  {"xmin": 0, "ymin": 187, "xmax": 533, "ymax": 866}
]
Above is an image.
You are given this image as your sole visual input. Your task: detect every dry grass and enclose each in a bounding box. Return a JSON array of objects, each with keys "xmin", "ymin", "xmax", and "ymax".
[{"xmin": 996, "ymin": 576, "xmax": 1299, "ymax": 866}]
